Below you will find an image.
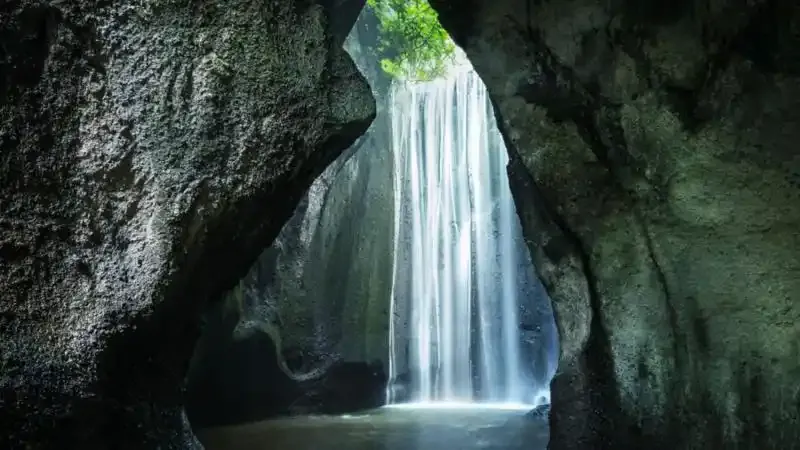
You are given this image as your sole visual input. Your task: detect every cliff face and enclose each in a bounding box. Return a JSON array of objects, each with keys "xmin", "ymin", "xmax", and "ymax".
[
  {"xmin": 429, "ymin": 0, "xmax": 800, "ymax": 448},
  {"xmin": 0, "ymin": 0, "xmax": 374, "ymax": 448},
  {"xmin": 184, "ymin": 110, "xmax": 394, "ymax": 428},
  {"xmin": 245, "ymin": 117, "xmax": 395, "ymax": 369},
  {"xmin": 184, "ymin": 10, "xmax": 394, "ymax": 427},
  {"xmin": 239, "ymin": 13, "xmax": 395, "ymax": 370}
]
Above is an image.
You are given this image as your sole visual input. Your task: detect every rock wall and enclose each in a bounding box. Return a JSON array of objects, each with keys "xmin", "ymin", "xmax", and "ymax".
[
  {"xmin": 252, "ymin": 13, "xmax": 395, "ymax": 369},
  {"xmin": 184, "ymin": 9, "xmax": 394, "ymax": 428},
  {"xmin": 258, "ymin": 116, "xmax": 395, "ymax": 368},
  {"xmin": 0, "ymin": 0, "xmax": 374, "ymax": 448},
  {"xmin": 185, "ymin": 112, "xmax": 394, "ymax": 427},
  {"xmin": 429, "ymin": 0, "xmax": 800, "ymax": 448},
  {"xmin": 184, "ymin": 289, "xmax": 387, "ymax": 428}
]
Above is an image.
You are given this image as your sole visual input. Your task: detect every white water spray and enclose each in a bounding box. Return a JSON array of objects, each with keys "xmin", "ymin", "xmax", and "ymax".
[{"xmin": 387, "ymin": 57, "xmax": 541, "ymax": 406}]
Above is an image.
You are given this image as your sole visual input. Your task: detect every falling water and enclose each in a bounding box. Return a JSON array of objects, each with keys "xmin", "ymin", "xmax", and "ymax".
[{"xmin": 387, "ymin": 58, "xmax": 541, "ymax": 406}]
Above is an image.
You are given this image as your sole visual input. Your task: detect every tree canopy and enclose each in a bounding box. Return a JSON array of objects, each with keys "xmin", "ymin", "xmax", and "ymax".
[{"xmin": 366, "ymin": 0, "xmax": 456, "ymax": 81}]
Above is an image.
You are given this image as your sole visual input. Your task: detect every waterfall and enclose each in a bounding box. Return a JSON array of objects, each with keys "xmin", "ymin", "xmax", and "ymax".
[{"xmin": 387, "ymin": 59, "xmax": 544, "ymax": 406}]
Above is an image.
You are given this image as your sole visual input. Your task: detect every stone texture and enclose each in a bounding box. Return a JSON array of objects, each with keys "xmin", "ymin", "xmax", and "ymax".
[
  {"xmin": 184, "ymin": 296, "xmax": 387, "ymax": 428},
  {"xmin": 0, "ymin": 0, "xmax": 374, "ymax": 448},
  {"xmin": 244, "ymin": 113, "xmax": 396, "ymax": 370},
  {"xmin": 429, "ymin": 0, "xmax": 800, "ymax": 448},
  {"xmin": 184, "ymin": 11, "xmax": 394, "ymax": 427},
  {"xmin": 241, "ymin": 15, "xmax": 395, "ymax": 370}
]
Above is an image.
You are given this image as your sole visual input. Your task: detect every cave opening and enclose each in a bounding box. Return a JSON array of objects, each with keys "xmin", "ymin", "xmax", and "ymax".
[{"xmin": 185, "ymin": 2, "xmax": 558, "ymax": 449}]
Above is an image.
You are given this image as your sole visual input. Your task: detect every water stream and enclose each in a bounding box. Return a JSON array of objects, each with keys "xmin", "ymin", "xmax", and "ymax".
[{"xmin": 387, "ymin": 60, "xmax": 548, "ymax": 406}]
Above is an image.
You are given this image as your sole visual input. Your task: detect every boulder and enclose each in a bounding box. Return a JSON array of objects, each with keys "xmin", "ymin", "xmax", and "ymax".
[
  {"xmin": 526, "ymin": 403, "xmax": 551, "ymax": 421},
  {"xmin": 290, "ymin": 359, "xmax": 386, "ymax": 415},
  {"xmin": 0, "ymin": 0, "xmax": 374, "ymax": 447}
]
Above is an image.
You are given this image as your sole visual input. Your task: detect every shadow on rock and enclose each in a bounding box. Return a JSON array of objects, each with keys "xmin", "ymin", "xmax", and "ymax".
[
  {"xmin": 289, "ymin": 360, "xmax": 386, "ymax": 415},
  {"xmin": 185, "ymin": 320, "xmax": 386, "ymax": 429}
]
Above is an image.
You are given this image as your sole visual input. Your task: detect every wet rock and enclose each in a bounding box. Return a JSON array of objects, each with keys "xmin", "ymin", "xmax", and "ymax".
[
  {"xmin": 526, "ymin": 403, "xmax": 551, "ymax": 420},
  {"xmin": 244, "ymin": 108, "xmax": 396, "ymax": 370},
  {"xmin": 186, "ymin": 320, "xmax": 300, "ymax": 428},
  {"xmin": 290, "ymin": 360, "xmax": 387, "ymax": 415},
  {"xmin": 429, "ymin": 0, "xmax": 800, "ymax": 448},
  {"xmin": 0, "ymin": 0, "xmax": 374, "ymax": 447},
  {"xmin": 185, "ymin": 10, "xmax": 396, "ymax": 406},
  {"xmin": 185, "ymin": 309, "xmax": 387, "ymax": 428}
]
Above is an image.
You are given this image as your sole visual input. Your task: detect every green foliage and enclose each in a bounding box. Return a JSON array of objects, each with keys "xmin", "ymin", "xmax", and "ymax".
[{"xmin": 367, "ymin": 0, "xmax": 456, "ymax": 81}]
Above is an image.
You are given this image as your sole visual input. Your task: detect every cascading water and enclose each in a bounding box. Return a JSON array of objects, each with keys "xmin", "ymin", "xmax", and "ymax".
[{"xmin": 387, "ymin": 56, "xmax": 549, "ymax": 407}]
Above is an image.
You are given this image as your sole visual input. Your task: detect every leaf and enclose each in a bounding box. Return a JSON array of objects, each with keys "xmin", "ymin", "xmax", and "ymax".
[{"xmin": 368, "ymin": 0, "xmax": 456, "ymax": 81}]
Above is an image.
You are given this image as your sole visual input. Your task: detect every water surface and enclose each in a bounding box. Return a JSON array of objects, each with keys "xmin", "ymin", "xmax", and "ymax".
[{"xmin": 198, "ymin": 406, "xmax": 549, "ymax": 450}]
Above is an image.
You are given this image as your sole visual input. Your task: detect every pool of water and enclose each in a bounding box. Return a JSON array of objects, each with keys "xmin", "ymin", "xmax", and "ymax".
[{"xmin": 197, "ymin": 405, "xmax": 549, "ymax": 450}]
